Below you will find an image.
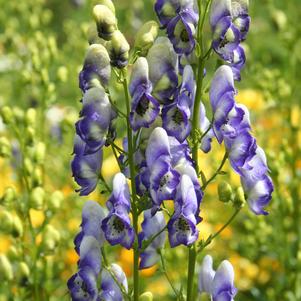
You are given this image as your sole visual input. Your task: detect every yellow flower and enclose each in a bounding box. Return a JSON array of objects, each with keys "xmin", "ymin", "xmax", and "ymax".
[
  {"xmin": 0, "ymin": 235, "xmax": 11, "ymax": 253},
  {"xmin": 29, "ymin": 209, "xmax": 45, "ymax": 228},
  {"xmin": 236, "ymin": 89, "xmax": 265, "ymax": 111}
]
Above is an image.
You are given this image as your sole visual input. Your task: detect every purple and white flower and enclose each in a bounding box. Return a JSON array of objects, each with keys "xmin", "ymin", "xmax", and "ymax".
[{"xmin": 101, "ymin": 173, "xmax": 134, "ymax": 249}]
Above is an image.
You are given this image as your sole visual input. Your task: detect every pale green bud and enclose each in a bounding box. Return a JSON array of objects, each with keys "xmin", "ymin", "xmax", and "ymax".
[
  {"xmin": 98, "ymin": 0, "xmax": 115, "ymax": 13},
  {"xmin": 0, "ymin": 210, "xmax": 14, "ymax": 233},
  {"xmin": 7, "ymin": 246, "xmax": 21, "ymax": 260},
  {"xmin": 48, "ymin": 190, "xmax": 63, "ymax": 211},
  {"xmin": 0, "ymin": 106, "xmax": 13, "ymax": 124},
  {"xmin": 0, "ymin": 255, "xmax": 13, "ymax": 281},
  {"xmin": 57, "ymin": 66, "xmax": 68, "ymax": 83},
  {"xmin": 93, "ymin": 4, "xmax": 117, "ymax": 41},
  {"xmin": 30, "ymin": 187, "xmax": 45, "ymax": 210},
  {"xmin": 135, "ymin": 21, "xmax": 159, "ymax": 56},
  {"xmin": 272, "ymin": 9, "xmax": 287, "ymax": 30},
  {"xmin": 25, "ymin": 126, "xmax": 35, "ymax": 145},
  {"xmin": 1, "ymin": 187, "xmax": 16, "ymax": 206},
  {"xmin": 107, "ymin": 30, "xmax": 130, "ymax": 68},
  {"xmin": 218, "ymin": 181, "xmax": 233, "ymax": 203},
  {"xmin": 139, "ymin": 292, "xmax": 153, "ymax": 301},
  {"xmin": 32, "ymin": 167, "xmax": 43, "ymax": 187},
  {"xmin": 233, "ymin": 187, "xmax": 246, "ymax": 208},
  {"xmin": 87, "ymin": 24, "xmax": 106, "ymax": 45},
  {"xmin": 24, "ymin": 158, "xmax": 33, "ymax": 175},
  {"xmin": 0, "ymin": 137, "xmax": 11, "ymax": 158},
  {"xmin": 17, "ymin": 262, "xmax": 30, "ymax": 283},
  {"xmin": 48, "ymin": 36, "xmax": 58, "ymax": 58},
  {"xmin": 34, "ymin": 142, "xmax": 46, "ymax": 164},
  {"xmin": 25, "ymin": 108, "xmax": 37, "ymax": 126},
  {"xmin": 42, "ymin": 225, "xmax": 60, "ymax": 252},
  {"xmin": 12, "ymin": 214, "xmax": 23, "ymax": 238},
  {"xmin": 12, "ymin": 107, "xmax": 24, "ymax": 123}
]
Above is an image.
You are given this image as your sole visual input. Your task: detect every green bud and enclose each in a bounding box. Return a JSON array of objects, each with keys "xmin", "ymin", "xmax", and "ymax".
[
  {"xmin": 107, "ymin": 30, "xmax": 130, "ymax": 68},
  {"xmin": 0, "ymin": 210, "xmax": 14, "ymax": 233},
  {"xmin": 233, "ymin": 187, "xmax": 246, "ymax": 209},
  {"xmin": 98, "ymin": 0, "xmax": 115, "ymax": 13},
  {"xmin": 48, "ymin": 190, "xmax": 63, "ymax": 211},
  {"xmin": 57, "ymin": 66, "xmax": 68, "ymax": 83},
  {"xmin": 32, "ymin": 167, "xmax": 43, "ymax": 187},
  {"xmin": 139, "ymin": 292, "xmax": 153, "ymax": 301},
  {"xmin": 25, "ymin": 108, "xmax": 37, "ymax": 126},
  {"xmin": 272, "ymin": 9, "xmax": 287, "ymax": 30},
  {"xmin": 42, "ymin": 225, "xmax": 60, "ymax": 252},
  {"xmin": 34, "ymin": 142, "xmax": 46, "ymax": 164},
  {"xmin": 24, "ymin": 158, "xmax": 33, "ymax": 175},
  {"xmin": 25, "ymin": 126, "xmax": 35, "ymax": 145},
  {"xmin": 93, "ymin": 4, "xmax": 117, "ymax": 41},
  {"xmin": 12, "ymin": 107, "xmax": 24, "ymax": 123},
  {"xmin": 1, "ymin": 187, "xmax": 16, "ymax": 206},
  {"xmin": 0, "ymin": 106, "xmax": 13, "ymax": 124},
  {"xmin": 12, "ymin": 214, "xmax": 24, "ymax": 238},
  {"xmin": 30, "ymin": 187, "xmax": 45, "ymax": 210},
  {"xmin": 0, "ymin": 255, "xmax": 13, "ymax": 281},
  {"xmin": 48, "ymin": 36, "xmax": 58, "ymax": 58},
  {"xmin": 218, "ymin": 181, "xmax": 233, "ymax": 203},
  {"xmin": 0, "ymin": 137, "xmax": 11, "ymax": 158},
  {"xmin": 87, "ymin": 24, "xmax": 106, "ymax": 45},
  {"xmin": 7, "ymin": 246, "xmax": 21, "ymax": 261},
  {"xmin": 135, "ymin": 21, "xmax": 159, "ymax": 56},
  {"xmin": 17, "ymin": 262, "xmax": 30, "ymax": 284}
]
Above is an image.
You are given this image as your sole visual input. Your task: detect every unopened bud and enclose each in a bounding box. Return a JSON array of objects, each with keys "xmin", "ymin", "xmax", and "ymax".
[
  {"xmin": 25, "ymin": 108, "xmax": 37, "ymax": 126},
  {"xmin": 218, "ymin": 181, "xmax": 233, "ymax": 203},
  {"xmin": 57, "ymin": 66, "xmax": 68, "ymax": 82},
  {"xmin": 12, "ymin": 214, "xmax": 24, "ymax": 238},
  {"xmin": 42, "ymin": 225, "xmax": 60, "ymax": 252},
  {"xmin": 87, "ymin": 24, "xmax": 106, "ymax": 45},
  {"xmin": 0, "ymin": 255, "xmax": 13, "ymax": 281},
  {"xmin": 30, "ymin": 187, "xmax": 45, "ymax": 210},
  {"xmin": 12, "ymin": 107, "xmax": 24, "ymax": 123},
  {"xmin": 272, "ymin": 9, "xmax": 287, "ymax": 30},
  {"xmin": 17, "ymin": 262, "xmax": 30, "ymax": 285},
  {"xmin": 0, "ymin": 106, "xmax": 13, "ymax": 124},
  {"xmin": 233, "ymin": 187, "xmax": 246, "ymax": 208},
  {"xmin": 107, "ymin": 30, "xmax": 130, "ymax": 68},
  {"xmin": 34, "ymin": 142, "xmax": 46, "ymax": 164},
  {"xmin": 48, "ymin": 190, "xmax": 63, "ymax": 211},
  {"xmin": 7, "ymin": 246, "xmax": 21, "ymax": 260},
  {"xmin": 0, "ymin": 137, "xmax": 11, "ymax": 158},
  {"xmin": 24, "ymin": 158, "xmax": 33, "ymax": 175},
  {"xmin": 135, "ymin": 21, "xmax": 159, "ymax": 56},
  {"xmin": 0, "ymin": 210, "xmax": 14, "ymax": 233},
  {"xmin": 93, "ymin": 4, "xmax": 117, "ymax": 41},
  {"xmin": 139, "ymin": 292, "xmax": 153, "ymax": 301},
  {"xmin": 1, "ymin": 187, "xmax": 16, "ymax": 206},
  {"xmin": 32, "ymin": 167, "xmax": 43, "ymax": 187},
  {"xmin": 98, "ymin": 0, "xmax": 115, "ymax": 13},
  {"xmin": 25, "ymin": 126, "xmax": 35, "ymax": 145}
]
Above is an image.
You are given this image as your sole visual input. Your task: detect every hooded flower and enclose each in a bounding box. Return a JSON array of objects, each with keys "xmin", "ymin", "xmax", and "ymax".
[
  {"xmin": 129, "ymin": 57, "xmax": 160, "ymax": 131},
  {"xmin": 76, "ymin": 86, "xmax": 114, "ymax": 154},
  {"xmin": 99, "ymin": 263, "xmax": 128, "ymax": 301},
  {"xmin": 139, "ymin": 210, "xmax": 166, "ymax": 269},
  {"xmin": 168, "ymin": 174, "xmax": 199, "ymax": 247},
  {"xmin": 101, "ymin": 173, "xmax": 134, "ymax": 249},
  {"xmin": 199, "ymin": 102, "xmax": 214, "ymax": 153},
  {"xmin": 71, "ymin": 135, "xmax": 103, "ymax": 196}
]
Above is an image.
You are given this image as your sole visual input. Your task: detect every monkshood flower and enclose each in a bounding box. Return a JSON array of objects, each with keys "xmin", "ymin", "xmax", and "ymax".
[
  {"xmin": 71, "ymin": 135, "xmax": 103, "ymax": 196},
  {"xmin": 79, "ymin": 44, "xmax": 111, "ymax": 93},
  {"xmin": 101, "ymin": 173, "xmax": 134, "ymax": 249},
  {"xmin": 147, "ymin": 37, "xmax": 178, "ymax": 103},
  {"xmin": 154, "ymin": 0, "xmax": 198, "ymax": 54},
  {"xmin": 138, "ymin": 210, "xmax": 166, "ymax": 269},
  {"xmin": 129, "ymin": 57, "xmax": 160, "ymax": 131},
  {"xmin": 99, "ymin": 263, "xmax": 128, "ymax": 301},
  {"xmin": 198, "ymin": 255, "xmax": 237, "ymax": 301},
  {"xmin": 162, "ymin": 65, "xmax": 195, "ymax": 142},
  {"xmin": 76, "ymin": 86, "xmax": 114, "ymax": 154},
  {"xmin": 199, "ymin": 102, "xmax": 214, "ymax": 153},
  {"xmin": 68, "ymin": 236, "xmax": 102, "ymax": 300},
  {"xmin": 168, "ymin": 174, "xmax": 199, "ymax": 247},
  {"xmin": 74, "ymin": 201, "xmax": 106, "ymax": 254},
  {"xmin": 145, "ymin": 127, "xmax": 180, "ymax": 211}
]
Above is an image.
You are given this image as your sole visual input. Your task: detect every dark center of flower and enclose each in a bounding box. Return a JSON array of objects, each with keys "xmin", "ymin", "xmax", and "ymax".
[
  {"xmin": 160, "ymin": 175, "xmax": 168, "ymax": 188},
  {"xmin": 180, "ymin": 29, "xmax": 190, "ymax": 42},
  {"xmin": 177, "ymin": 217, "xmax": 190, "ymax": 232},
  {"xmin": 113, "ymin": 217, "xmax": 125, "ymax": 233},
  {"xmin": 172, "ymin": 109, "xmax": 184, "ymax": 124},
  {"xmin": 219, "ymin": 37, "xmax": 228, "ymax": 48},
  {"xmin": 136, "ymin": 95, "xmax": 149, "ymax": 116}
]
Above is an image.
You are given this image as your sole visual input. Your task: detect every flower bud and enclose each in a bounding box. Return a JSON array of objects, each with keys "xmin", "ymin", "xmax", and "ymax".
[
  {"xmin": 98, "ymin": 0, "xmax": 115, "ymax": 13},
  {"xmin": 93, "ymin": 4, "xmax": 117, "ymax": 41},
  {"xmin": 1, "ymin": 187, "xmax": 16, "ymax": 207},
  {"xmin": 11, "ymin": 214, "xmax": 24, "ymax": 238},
  {"xmin": 17, "ymin": 261, "xmax": 30, "ymax": 285},
  {"xmin": 32, "ymin": 167, "xmax": 43, "ymax": 187},
  {"xmin": 33, "ymin": 142, "xmax": 46, "ymax": 164},
  {"xmin": 233, "ymin": 187, "xmax": 246, "ymax": 208},
  {"xmin": 271, "ymin": 9, "xmax": 287, "ymax": 30},
  {"xmin": 0, "ymin": 255, "xmax": 13, "ymax": 281},
  {"xmin": 0, "ymin": 106, "xmax": 13, "ymax": 124},
  {"xmin": 218, "ymin": 181, "xmax": 233, "ymax": 203},
  {"xmin": 30, "ymin": 187, "xmax": 45, "ymax": 210},
  {"xmin": 12, "ymin": 107, "xmax": 24, "ymax": 123},
  {"xmin": 139, "ymin": 292, "xmax": 153, "ymax": 301},
  {"xmin": 25, "ymin": 126, "xmax": 35, "ymax": 145},
  {"xmin": 25, "ymin": 108, "xmax": 37, "ymax": 126},
  {"xmin": 57, "ymin": 66, "xmax": 68, "ymax": 82},
  {"xmin": 0, "ymin": 137, "xmax": 11, "ymax": 158},
  {"xmin": 7, "ymin": 245, "xmax": 21, "ymax": 261},
  {"xmin": 48, "ymin": 190, "xmax": 63, "ymax": 211},
  {"xmin": 135, "ymin": 21, "xmax": 159, "ymax": 56},
  {"xmin": 42, "ymin": 225, "xmax": 60, "ymax": 252},
  {"xmin": 87, "ymin": 24, "xmax": 106, "ymax": 45},
  {"xmin": 0, "ymin": 210, "xmax": 14, "ymax": 233},
  {"xmin": 107, "ymin": 30, "xmax": 130, "ymax": 68},
  {"xmin": 24, "ymin": 158, "xmax": 33, "ymax": 175}
]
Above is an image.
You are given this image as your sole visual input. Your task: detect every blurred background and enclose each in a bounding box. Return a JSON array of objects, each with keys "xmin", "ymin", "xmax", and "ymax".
[{"xmin": 0, "ymin": 0, "xmax": 301, "ymax": 300}]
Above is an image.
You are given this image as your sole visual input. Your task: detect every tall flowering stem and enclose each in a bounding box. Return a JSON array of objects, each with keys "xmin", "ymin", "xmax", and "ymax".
[{"xmin": 121, "ymin": 68, "xmax": 140, "ymax": 301}]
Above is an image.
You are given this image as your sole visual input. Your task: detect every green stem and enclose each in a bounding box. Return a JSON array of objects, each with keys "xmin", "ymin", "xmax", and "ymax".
[
  {"xmin": 187, "ymin": 244, "xmax": 197, "ymax": 301},
  {"xmin": 121, "ymin": 68, "xmax": 140, "ymax": 301}
]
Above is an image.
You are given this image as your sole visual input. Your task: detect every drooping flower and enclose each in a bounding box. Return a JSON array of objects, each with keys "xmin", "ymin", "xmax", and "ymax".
[
  {"xmin": 198, "ymin": 255, "xmax": 237, "ymax": 301},
  {"xmin": 139, "ymin": 210, "xmax": 166, "ymax": 269},
  {"xmin": 129, "ymin": 57, "xmax": 160, "ymax": 131},
  {"xmin": 168, "ymin": 174, "xmax": 199, "ymax": 247},
  {"xmin": 99, "ymin": 263, "xmax": 128, "ymax": 301},
  {"xmin": 71, "ymin": 135, "xmax": 103, "ymax": 196},
  {"xmin": 199, "ymin": 102, "xmax": 214, "ymax": 153},
  {"xmin": 101, "ymin": 173, "xmax": 134, "ymax": 249}
]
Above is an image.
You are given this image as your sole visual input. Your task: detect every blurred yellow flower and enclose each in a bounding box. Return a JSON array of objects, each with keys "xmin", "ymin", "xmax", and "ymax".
[
  {"xmin": 0, "ymin": 235, "xmax": 11, "ymax": 253},
  {"xmin": 29, "ymin": 209, "xmax": 45, "ymax": 228},
  {"xmin": 236, "ymin": 89, "xmax": 265, "ymax": 111},
  {"xmin": 65, "ymin": 248, "xmax": 79, "ymax": 265}
]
